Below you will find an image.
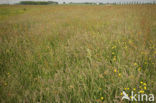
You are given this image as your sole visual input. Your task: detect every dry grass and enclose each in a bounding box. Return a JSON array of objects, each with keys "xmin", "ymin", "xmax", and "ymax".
[{"xmin": 0, "ymin": 5, "xmax": 156, "ymax": 103}]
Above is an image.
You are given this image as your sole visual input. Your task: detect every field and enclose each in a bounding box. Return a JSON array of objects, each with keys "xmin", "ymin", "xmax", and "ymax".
[{"xmin": 0, "ymin": 5, "xmax": 156, "ymax": 103}]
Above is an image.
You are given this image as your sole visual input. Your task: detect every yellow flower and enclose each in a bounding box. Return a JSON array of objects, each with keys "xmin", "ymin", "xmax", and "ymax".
[
  {"xmin": 138, "ymin": 67, "xmax": 141, "ymax": 71},
  {"xmin": 134, "ymin": 63, "xmax": 138, "ymax": 66},
  {"xmin": 140, "ymin": 81, "xmax": 143, "ymax": 84},
  {"xmin": 139, "ymin": 90, "xmax": 144, "ymax": 93},
  {"xmin": 144, "ymin": 87, "xmax": 147, "ymax": 90},
  {"xmin": 112, "ymin": 46, "xmax": 116, "ymax": 49},
  {"xmin": 127, "ymin": 88, "xmax": 129, "ymax": 90},
  {"xmin": 124, "ymin": 88, "xmax": 127, "ymax": 90},
  {"xmin": 112, "ymin": 52, "xmax": 115, "ymax": 55},
  {"xmin": 113, "ymin": 57, "xmax": 116, "ymax": 61},
  {"xmin": 143, "ymin": 83, "xmax": 147, "ymax": 86},
  {"xmin": 101, "ymin": 97, "xmax": 104, "ymax": 100},
  {"xmin": 120, "ymin": 92, "xmax": 123, "ymax": 96},
  {"xmin": 114, "ymin": 69, "xmax": 117, "ymax": 73},
  {"xmin": 133, "ymin": 88, "xmax": 136, "ymax": 91},
  {"xmin": 118, "ymin": 73, "xmax": 121, "ymax": 77}
]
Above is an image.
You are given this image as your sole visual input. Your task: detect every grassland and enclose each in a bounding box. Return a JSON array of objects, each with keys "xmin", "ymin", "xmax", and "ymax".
[{"xmin": 0, "ymin": 5, "xmax": 156, "ymax": 103}]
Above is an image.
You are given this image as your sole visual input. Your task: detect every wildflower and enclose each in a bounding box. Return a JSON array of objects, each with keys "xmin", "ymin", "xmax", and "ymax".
[
  {"xmin": 143, "ymin": 83, "xmax": 147, "ymax": 86},
  {"xmin": 127, "ymin": 88, "xmax": 129, "ymax": 90},
  {"xmin": 144, "ymin": 87, "xmax": 147, "ymax": 90},
  {"xmin": 112, "ymin": 46, "xmax": 116, "ymax": 49},
  {"xmin": 118, "ymin": 73, "xmax": 121, "ymax": 77},
  {"xmin": 113, "ymin": 57, "xmax": 116, "ymax": 61},
  {"xmin": 120, "ymin": 92, "xmax": 123, "ymax": 96},
  {"xmin": 138, "ymin": 67, "xmax": 141, "ymax": 71},
  {"xmin": 139, "ymin": 90, "xmax": 144, "ymax": 93},
  {"xmin": 101, "ymin": 97, "xmax": 104, "ymax": 100},
  {"xmin": 112, "ymin": 52, "xmax": 115, "ymax": 55},
  {"xmin": 124, "ymin": 88, "xmax": 127, "ymax": 90},
  {"xmin": 134, "ymin": 63, "xmax": 138, "ymax": 66},
  {"xmin": 133, "ymin": 88, "xmax": 136, "ymax": 91},
  {"xmin": 140, "ymin": 81, "xmax": 143, "ymax": 84},
  {"xmin": 114, "ymin": 69, "xmax": 117, "ymax": 73}
]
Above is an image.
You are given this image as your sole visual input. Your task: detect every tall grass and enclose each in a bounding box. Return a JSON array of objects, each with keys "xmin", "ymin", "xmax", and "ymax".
[{"xmin": 0, "ymin": 5, "xmax": 156, "ymax": 103}]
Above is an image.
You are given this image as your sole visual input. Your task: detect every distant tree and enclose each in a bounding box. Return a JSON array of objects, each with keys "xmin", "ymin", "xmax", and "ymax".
[
  {"xmin": 99, "ymin": 2, "xmax": 103, "ymax": 5},
  {"xmin": 153, "ymin": 1, "xmax": 156, "ymax": 4},
  {"xmin": 20, "ymin": 1, "xmax": 58, "ymax": 5}
]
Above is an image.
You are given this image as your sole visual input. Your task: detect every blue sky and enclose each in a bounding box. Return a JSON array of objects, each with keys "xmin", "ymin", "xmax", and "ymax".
[{"xmin": 0, "ymin": 0, "xmax": 155, "ymax": 4}]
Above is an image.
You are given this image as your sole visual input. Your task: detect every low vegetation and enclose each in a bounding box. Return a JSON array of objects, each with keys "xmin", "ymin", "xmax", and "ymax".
[{"xmin": 0, "ymin": 5, "xmax": 156, "ymax": 103}]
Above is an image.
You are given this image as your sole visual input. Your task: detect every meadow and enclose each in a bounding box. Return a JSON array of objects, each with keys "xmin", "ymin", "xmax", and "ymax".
[{"xmin": 0, "ymin": 5, "xmax": 156, "ymax": 103}]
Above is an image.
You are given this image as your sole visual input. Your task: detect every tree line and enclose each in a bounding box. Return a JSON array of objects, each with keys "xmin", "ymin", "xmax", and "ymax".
[
  {"xmin": 20, "ymin": 1, "xmax": 58, "ymax": 5},
  {"xmin": 19, "ymin": 1, "xmax": 156, "ymax": 5}
]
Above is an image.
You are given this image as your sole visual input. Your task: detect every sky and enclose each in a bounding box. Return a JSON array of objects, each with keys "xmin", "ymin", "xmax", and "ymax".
[{"xmin": 0, "ymin": 0, "xmax": 155, "ymax": 4}]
